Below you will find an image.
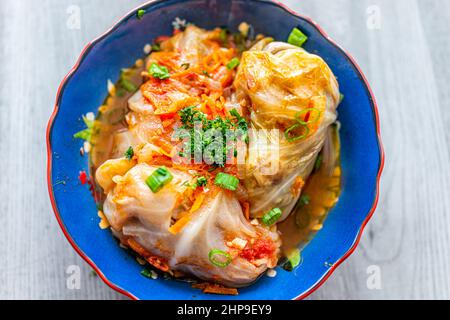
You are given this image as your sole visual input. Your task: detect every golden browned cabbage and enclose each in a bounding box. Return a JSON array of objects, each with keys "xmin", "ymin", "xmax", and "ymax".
[{"xmin": 235, "ymin": 39, "xmax": 340, "ymax": 220}]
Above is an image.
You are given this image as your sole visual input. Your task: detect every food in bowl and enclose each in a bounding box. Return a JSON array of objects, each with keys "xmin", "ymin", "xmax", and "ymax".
[{"xmin": 76, "ymin": 21, "xmax": 342, "ymax": 294}]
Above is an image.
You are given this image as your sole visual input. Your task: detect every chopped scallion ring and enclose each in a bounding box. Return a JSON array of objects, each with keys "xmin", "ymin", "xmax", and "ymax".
[
  {"xmin": 284, "ymin": 248, "xmax": 302, "ymax": 271},
  {"xmin": 299, "ymin": 194, "xmax": 310, "ymax": 206},
  {"xmin": 208, "ymin": 249, "xmax": 232, "ymax": 268},
  {"xmin": 284, "ymin": 123, "xmax": 310, "ymax": 142},
  {"xmin": 226, "ymin": 57, "xmax": 240, "ymax": 70},
  {"xmin": 287, "ymin": 27, "xmax": 308, "ymax": 47},
  {"xmin": 137, "ymin": 9, "xmax": 146, "ymax": 20},
  {"xmin": 120, "ymin": 78, "xmax": 138, "ymax": 92},
  {"xmin": 145, "ymin": 166, "xmax": 173, "ymax": 193},
  {"xmin": 262, "ymin": 208, "xmax": 282, "ymax": 226},
  {"xmin": 295, "ymin": 108, "xmax": 322, "ymax": 125},
  {"xmin": 214, "ymin": 173, "xmax": 240, "ymax": 191}
]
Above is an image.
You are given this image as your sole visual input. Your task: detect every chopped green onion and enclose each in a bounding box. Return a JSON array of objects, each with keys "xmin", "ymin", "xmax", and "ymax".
[
  {"xmin": 314, "ymin": 154, "xmax": 323, "ymax": 171},
  {"xmin": 145, "ymin": 166, "xmax": 173, "ymax": 193},
  {"xmin": 262, "ymin": 208, "xmax": 282, "ymax": 226},
  {"xmin": 339, "ymin": 93, "xmax": 345, "ymax": 104},
  {"xmin": 124, "ymin": 146, "xmax": 134, "ymax": 160},
  {"xmin": 285, "ymin": 123, "xmax": 310, "ymax": 142},
  {"xmin": 202, "ymin": 70, "xmax": 210, "ymax": 77},
  {"xmin": 196, "ymin": 176, "xmax": 208, "ymax": 187},
  {"xmin": 140, "ymin": 269, "xmax": 157, "ymax": 279},
  {"xmin": 73, "ymin": 115, "xmax": 94, "ymax": 141},
  {"xmin": 116, "ymin": 88, "xmax": 126, "ymax": 97},
  {"xmin": 82, "ymin": 115, "xmax": 94, "ymax": 129},
  {"xmin": 73, "ymin": 129, "xmax": 91, "ymax": 141},
  {"xmin": 219, "ymin": 28, "xmax": 229, "ymax": 45},
  {"xmin": 149, "ymin": 63, "xmax": 170, "ymax": 80},
  {"xmin": 181, "ymin": 63, "xmax": 190, "ymax": 70},
  {"xmin": 299, "ymin": 194, "xmax": 310, "ymax": 206},
  {"xmin": 137, "ymin": 9, "xmax": 146, "ymax": 20},
  {"xmin": 208, "ymin": 249, "xmax": 232, "ymax": 268},
  {"xmin": 151, "ymin": 43, "xmax": 161, "ymax": 52},
  {"xmin": 140, "ymin": 269, "xmax": 152, "ymax": 278},
  {"xmin": 283, "ymin": 248, "xmax": 302, "ymax": 271},
  {"xmin": 229, "ymin": 109, "xmax": 240, "ymax": 118},
  {"xmin": 287, "ymin": 27, "xmax": 308, "ymax": 47},
  {"xmin": 295, "ymin": 108, "xmax": 322, "ymax": 125},
  {"xmin": 120, "ymin": 79, "xmax": 138, "ymax": 92},
  {"xmin": 214, "ymin": 172, "xmax": 239, "ymax": 191},
  {"xmin": 226, "ymin": 57, "xmax": 240, "ymax": 70}
]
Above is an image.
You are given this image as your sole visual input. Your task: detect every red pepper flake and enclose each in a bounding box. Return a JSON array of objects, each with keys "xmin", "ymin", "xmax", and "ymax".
[
  {"xmin": 304, "ymin": 111, "xmax": 311, "ymax": 123},
  {"xmin": 239, "ymin": 238, "xmax": 275, "ymax": 261},
  {"xmin": 78, "ymin": 171, "xmax": 88, "ymax": 185},
  {"xmin": 78, "ymin": 170, "xmax": 101, "ymax": 202},
  {"xmin": 154, "ymin": 35, "xmax": 170, "ymax": 44}
]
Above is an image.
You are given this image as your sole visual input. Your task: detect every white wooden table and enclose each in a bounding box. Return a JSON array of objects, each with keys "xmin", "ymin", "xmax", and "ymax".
[{"xmin": 0, "ymin": 0, "xmax": 449, "ymax": 300}]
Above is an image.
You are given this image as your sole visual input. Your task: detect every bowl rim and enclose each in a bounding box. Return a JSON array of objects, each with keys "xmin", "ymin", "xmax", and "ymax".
[{"xmin": 46, "ymin": 0, "xmax": 385, "ymax": 300}]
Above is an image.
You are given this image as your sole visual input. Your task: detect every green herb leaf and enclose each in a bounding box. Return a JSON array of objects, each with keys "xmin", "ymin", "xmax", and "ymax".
[
  {"xmin": 124, "ymin": 146, "xmax": 134, "ymax": 160},
  {"xmin": 299, "ymin": 194, "xmax": 310, "ymax": 206},
  {"xmin": 151, "ymin": 43, "xmax": 161, "ymax": 52},
  {"xmin": 196, "ymin": 176, "xmax": 208, "ymax": 187},
  {"xmin": 149, "ymin": 63, "xmax": 170, "ymax": 80},
  {"xmin": 314, "ymin": 154, "xmax": 323, "ymax": 171}
]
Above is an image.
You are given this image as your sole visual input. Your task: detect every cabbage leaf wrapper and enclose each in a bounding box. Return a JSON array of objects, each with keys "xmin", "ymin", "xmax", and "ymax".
[
  {"xmin": 97, "ymin": 162, "xmax": 280, "ymax": 287},
  {"xmin": 235, "ymin": 40, "xmax": 340, "ymax": 220}
]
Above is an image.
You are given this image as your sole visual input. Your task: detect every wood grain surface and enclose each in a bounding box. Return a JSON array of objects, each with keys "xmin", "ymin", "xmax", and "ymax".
[{"xmin": 0, "ymin": 0, "xmax": 448, "ymax": 300}]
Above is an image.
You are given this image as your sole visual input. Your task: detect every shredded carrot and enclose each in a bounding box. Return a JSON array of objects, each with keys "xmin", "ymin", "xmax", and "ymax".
[
  {"xmin": 126, "ymin": 238, "xmax": 170, "ymax": 272},
  {"xmin": 192, "ymin": 283, "xmax": 239, "ymax": 296},
  {"xmin": 162, "ymin": 118, "xmax": 176, "ymax": 128},
  {"xmin": 242, "ymin": 202, "xmax": 250, "ymax": 220},
  {"xmin": 190, "ymin": 193, "xmax": 206, "ymax": 213},
  {"xmin": 169, "ymin": 192, "xmax": 206, "ymax": 235},
  {"xmin": 152, "ymin": 136, "xmax": 174, "ymax": 156},
  {"xmin": 169, "ymin": 214, "xmax": 192, "ymax": 235},
  {"xmin": 291, "ymin": 176, "xmax": 305, "ymax": 196}
]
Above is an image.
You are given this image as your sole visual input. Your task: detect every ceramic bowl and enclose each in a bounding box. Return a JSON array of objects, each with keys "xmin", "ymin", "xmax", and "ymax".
[{"xmin": 47, "ymin": 0, "xmax": 384, "ymax": 300}]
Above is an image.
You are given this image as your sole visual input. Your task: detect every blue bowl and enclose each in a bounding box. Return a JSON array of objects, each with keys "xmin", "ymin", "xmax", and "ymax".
[{"xmin": 47, "ymin": 0, "xmax": 384, "ymax": 300}]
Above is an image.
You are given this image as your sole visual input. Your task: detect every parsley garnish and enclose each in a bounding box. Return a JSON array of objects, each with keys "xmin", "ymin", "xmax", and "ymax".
[
  {"xmin": 124, "ymin": 146, "xmax": 134, "ymax": 160},
  {"xmin": 175, "ymin": 106, "xmax": 249, "ymax": 166},
  {"xmin": 149, "ymin": 63, "xmax": 170, "ymax": 80},
  {"xmin": 196, "ymin": 176, "xmax": 208, "ymax": 187}
]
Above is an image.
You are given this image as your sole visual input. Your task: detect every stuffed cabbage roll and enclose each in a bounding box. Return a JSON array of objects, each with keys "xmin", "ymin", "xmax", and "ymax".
[
  {"xmin": 97, "ymin": 161, "xmax": 280, "ymax": 287},
  {"xmin": 234, "ymin": 39, "xmax": 340, "ymax": 220},
  {"xmin": 87, "ymin": 23, "xmax": 341, "ymax": 292}
]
